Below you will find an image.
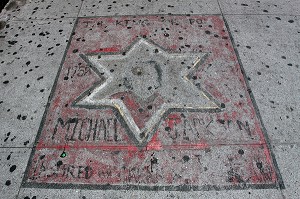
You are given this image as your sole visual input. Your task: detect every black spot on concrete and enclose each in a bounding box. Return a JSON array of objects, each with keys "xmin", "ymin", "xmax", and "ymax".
[
  {"xmin": 56, "ymin": 160, "xmax": 63, "ymax": 167},
  {"xmin": 9, "ymin": 165, "xmax": 16, "ymax": 172},
  {"xmin": 5, "ymin": 180, "xmax": 11, "ymax": 186},
  {"xmin": 263, "ymin": 9, "xmax": 268, "ymax": 13},
  {"xmin": 147, "ymin": 105, "xmax": 152, "ymax": 110},
  {"xmin": 246, "ymin": 46, "xmax": 251, "ymax": 49},
  {"xmin": 24, "ymin": 140, "xmax": 29, "ymax": 146},
  {"xmin": 7, "ymin": 153, "xmax": 11, "ymax": 160},
  {"xmin": 238, "ymin": 149, "xmax": 244, "ymax": 155},
  {"xmin": 139, "ymin": 132, "xmax": 145, "ymax": 138},
  {"xmin": 10, "ymin": 136, "xmax": 16, "ymax": 141},
  {"xmin": 39, "ymin": 32, "xmax": 46, "ymax": 36},
  {"xmin": 8, "ymin": 40, "xmax": 18, "ymax": 45},
  {"xmin": 165, "ymin": 126, "xmax": 171, "ymax": 131},
  {"xmin": 73, "ymin": 49, "xmax": 78, "ymax": 53},
  {"xmin": 37, "ymin": 76, "xmax": 43, "ymax": 80},
  {"xmin": 269, "ymin": 100, "xmax": 275, "ymax": 104},
  {"xmin": 205, "ymin": 30, "xmax": 211, "ymax": 35},
  {"xmin": 3, "ymin": 80, "xmax": 9, "ymax": 84},
  {"xmin": 227, "ymin": 168, "xmax": 244, "ymax": 183},
  {"xmin": 217, "ymin": 119, "xmax": 225, "ymax": 124},
  {"xmin": 256, "ymin": 162, "xmax": 263, "ymax": 169},
  {"xmin": 183, "ymin": 155, "xmax": 190, "ymax": 162},
  {"xmin": 275, "ymin": 17, "xmax": 281, "ymax": 20},
  {"xmin": 288, "ymin": 20, "xmax": 294, "ymax": 23},
  {"xmin": 221, "ymin": 103, "xmax": 225, "ymax": 108},
  {"xmin": 150, "ymin": 155, "xmax": 158, "ymax": 172},
  {"xmin": 4, "ymin": 132, "xmax": 10, "ymax": 142}
]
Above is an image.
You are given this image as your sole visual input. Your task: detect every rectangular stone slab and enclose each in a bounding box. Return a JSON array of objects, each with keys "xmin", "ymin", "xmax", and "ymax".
[{"xmin": 21, "ymin": 15, "xmax": 284, "ymax": 190}]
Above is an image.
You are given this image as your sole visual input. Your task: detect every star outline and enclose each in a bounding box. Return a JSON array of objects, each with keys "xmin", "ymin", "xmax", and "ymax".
[{"xmin": 72, "ymin": 37, "xmax": 223, "ymax": 149}]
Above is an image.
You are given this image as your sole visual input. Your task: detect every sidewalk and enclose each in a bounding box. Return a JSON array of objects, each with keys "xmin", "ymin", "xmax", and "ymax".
[{"xmin": 0, "ymin": 0, "xmax": 299, "ymax": 199}]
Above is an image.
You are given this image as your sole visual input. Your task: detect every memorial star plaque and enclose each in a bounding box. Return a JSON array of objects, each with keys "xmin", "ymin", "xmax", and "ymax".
[{"xmin": 22, "ymin": 15, "xmax": 284, "ymax": 191}]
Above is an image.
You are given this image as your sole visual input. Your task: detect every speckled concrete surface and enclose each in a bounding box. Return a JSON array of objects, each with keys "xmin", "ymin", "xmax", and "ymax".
[{"xmin": 0, "ymin": 0, "xmax": 299, "ymax": 199}]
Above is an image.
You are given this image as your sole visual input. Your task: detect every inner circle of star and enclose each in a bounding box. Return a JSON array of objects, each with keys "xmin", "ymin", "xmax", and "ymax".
[{"xmin": 74, "ymin": 38, "xmax": 220, "ymax": 148}]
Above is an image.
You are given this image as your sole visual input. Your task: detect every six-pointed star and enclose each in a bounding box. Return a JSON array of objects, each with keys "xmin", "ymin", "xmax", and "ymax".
[{"xmin": 74, "ymin": 39, "xmax": 220, "ymax": 147}]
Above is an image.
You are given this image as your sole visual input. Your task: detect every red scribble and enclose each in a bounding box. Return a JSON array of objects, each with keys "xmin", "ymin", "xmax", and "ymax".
[
  {"xmin": 36, "ymin": 144, "xmax": 139, "ymax": 151},
  {"xmin": 146, "ymin": 131, "xmax": 162, "ymax": 150},
  {"xmin": 254, "ymin": 121, "xmax": 267, "ymax": 144},
  {"xmin": 204, "ymin": 81, "xmax": 230, "ymax": 103},
  {"xmin": 248, "ymin": 145, "xmax": 276, "ymax": 184},
  {"xmin": 88, "ymin": 46, "xmax": 120, "ymax": 54},
  {"xmin": 263, "ymin": 146, "xmax": 277, "ymax": 182},
  {"xmin": 159, "ymin": 143, "xmax": 209, "ymax": 150},
  {"xmin": 165, "ymin": 113, "xmax": 182, "ymax": 129},
  {"xmin": 52, "ymin": 96, "xmax": 61, "ymax": 109}
]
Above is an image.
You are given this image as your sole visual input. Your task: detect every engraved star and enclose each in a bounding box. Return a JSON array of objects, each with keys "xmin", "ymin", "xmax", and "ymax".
[{"xmin": 74, "ymin": 38, "xmax": 220, "ymax": 148}]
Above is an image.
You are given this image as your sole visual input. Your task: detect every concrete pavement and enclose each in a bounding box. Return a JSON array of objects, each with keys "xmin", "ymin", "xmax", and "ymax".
[{"xmin": 0, "ymin": 0, "xmax": 299, "ymax": 198}]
